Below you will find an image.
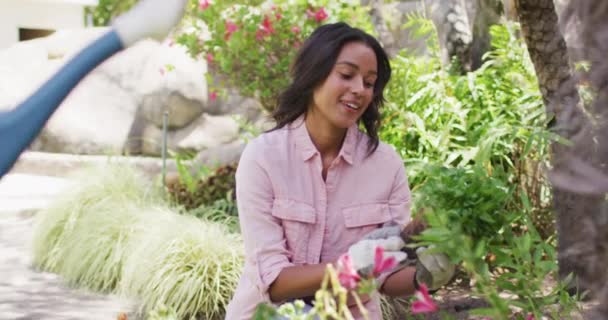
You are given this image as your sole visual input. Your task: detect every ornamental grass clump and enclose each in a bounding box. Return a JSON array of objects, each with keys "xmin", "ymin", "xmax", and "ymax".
[
  {"xmin": 120, "ymin": 206, "xmax": 244, "ymax": 320},
  {"xmin": 31, "ymin": 164, "xmax": 159, "ymax": 292}
]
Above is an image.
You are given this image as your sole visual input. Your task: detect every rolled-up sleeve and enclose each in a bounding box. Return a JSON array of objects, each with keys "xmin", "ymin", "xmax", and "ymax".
[{"xmin": 235, "ymin": 141, "xmax": 294, "ymax": 301}]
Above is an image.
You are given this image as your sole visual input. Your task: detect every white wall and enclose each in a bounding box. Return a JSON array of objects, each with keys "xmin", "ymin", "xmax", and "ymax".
[{"xmin": 0, "ymin": 0, "xmax": 98, "ymax": 49}]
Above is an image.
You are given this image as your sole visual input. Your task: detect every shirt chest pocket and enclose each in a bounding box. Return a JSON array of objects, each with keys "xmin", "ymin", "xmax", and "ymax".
[
  {"xmin": 342, "ymin": 203, "xmax": 392, "ymax": 239},
  {"xmin": 271, "ymin": 199, "xmax": 316, "ymax": 264}
]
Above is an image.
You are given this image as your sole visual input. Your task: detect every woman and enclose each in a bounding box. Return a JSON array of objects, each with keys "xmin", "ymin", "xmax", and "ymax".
[{"xmin": 226, "ymin": 22, "xmax": 451, "ymax": 319}]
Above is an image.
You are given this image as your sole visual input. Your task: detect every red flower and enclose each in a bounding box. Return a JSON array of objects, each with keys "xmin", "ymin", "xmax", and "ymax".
[
  {"xmin": 291, "ymin": 26, "xmax": 301, "ymax": 34},
  {"xmin": 198, "ymin": 0, "xmax": 210, "ymax": 11},
  {"xmin": 256, "ymin": 15, "xmax": 275, "ymax": 40},
  {"xmin": 262, "ymin": 15, "xmax": 275, "ymax": 34},
  {"xmin": 224, "ymin": 20, "xmax": 238, "ymax": 41},
  {"xmin": 372, "ymin": 246, "xmax": 398, "ymax": 277},
  {"xmin": 206, "ymin": 53, "xmax": 214, "ymax": 64},
  {"xmin": 526, "ymin": 314, "xmax": 535, "ymax": 320},
  {"xmin": 209, "ymin": 91, "xmax": 218, "ymax": 101},
  {"xmin": 411, "ymin": 283, "xmax": 439, "ymax": 314},
  {"xmin": 275, "ymin": 12, "xmax": 283, "ymax": 21},
  {"xmin": 337, "ymin": 254, "xmax": 361, "ymax": 290},
  {"xmin": 314, "ymin": 7, "xmax": 328, "ymax": 22}
]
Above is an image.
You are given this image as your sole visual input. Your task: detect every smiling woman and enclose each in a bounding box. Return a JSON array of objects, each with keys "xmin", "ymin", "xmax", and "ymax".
[{"xmin": 225, "ymin": 22, "xmax": 422, "ymax": 320}]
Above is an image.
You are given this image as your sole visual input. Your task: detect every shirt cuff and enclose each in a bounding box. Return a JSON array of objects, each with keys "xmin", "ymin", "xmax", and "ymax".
[{"xmin": 255, "ymin": 253, "xmax": 294, "ymax": 302}]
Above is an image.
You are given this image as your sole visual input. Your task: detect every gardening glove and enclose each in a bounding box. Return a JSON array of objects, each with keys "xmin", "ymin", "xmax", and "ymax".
[
  {"xmin": 414, "ymin": 246, "xmax": 455, "ymax": 291},
  {"xmin": 361, "ymin": 224, "xmax": 403, "ymax": 240},
  {"xmin": 347, "ymin": 235, "xmax": 408, "ymax": 278}
]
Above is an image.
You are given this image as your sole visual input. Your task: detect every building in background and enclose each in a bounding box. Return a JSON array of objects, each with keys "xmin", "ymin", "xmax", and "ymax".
[{"xmin": 0, "ymin": 0, "xmax": 98, "ymax": 49}]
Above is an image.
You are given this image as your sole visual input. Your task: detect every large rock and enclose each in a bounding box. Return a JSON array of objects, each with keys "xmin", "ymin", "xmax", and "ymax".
[{"xmin": 0, "ymin": 28, "xmax": 212, "ymax": 154}]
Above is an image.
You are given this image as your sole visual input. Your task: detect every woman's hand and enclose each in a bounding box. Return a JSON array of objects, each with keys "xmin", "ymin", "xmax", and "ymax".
[
  {"xmin": 347, "ymin": 226, "xmax": 408, "ymax": 277},
  {"xmin": 415, "ymin": 246, "xmax": 455, "ymax": 290}
]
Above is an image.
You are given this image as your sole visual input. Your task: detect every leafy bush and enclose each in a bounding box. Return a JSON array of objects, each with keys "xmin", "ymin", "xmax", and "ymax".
[
  {"xmin": 415, "ymin": 166, "xmax": 514, "ymax": 243},
  {"xmin": 168, "ymin": 162, "xmax": 238, "ymax": 210},
  {"xmin": 379, "ymin": 20, "xmax": 579, "ymax": 319},
  {"xmin": 178, "ymin": 0, "xmax": 374, "ymax": 111}
]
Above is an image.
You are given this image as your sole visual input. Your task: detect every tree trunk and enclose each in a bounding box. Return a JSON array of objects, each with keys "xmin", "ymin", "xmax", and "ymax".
[
  {"xmin": 564, "ymin": 1, "xmax": 608, "ymax": 317},
  {"xmin": 515, "ymin": 0, "xmax": 598, "ymax": 297},
  {"xmin": 427, "ymin": 0, "xmax": 473, "ymax": 73},
  {"xmin": 360, "ymin": 0, "xmax": 399, "ymax": 57},
  {"xmin": 470, "ymin": 0, "xmax": 503, "ymax": 69}
]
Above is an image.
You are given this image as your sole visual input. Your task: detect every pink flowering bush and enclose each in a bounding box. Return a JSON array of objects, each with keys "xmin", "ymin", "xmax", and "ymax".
[{"xmin": 177, "ymin": 0, "xmax": 373, "ymax": 111}]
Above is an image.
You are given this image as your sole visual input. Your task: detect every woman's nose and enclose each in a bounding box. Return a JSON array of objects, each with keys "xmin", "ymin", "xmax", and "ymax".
[{"xmin": 350, "ymin": 77, "xmax": 365, "ymax": 95}]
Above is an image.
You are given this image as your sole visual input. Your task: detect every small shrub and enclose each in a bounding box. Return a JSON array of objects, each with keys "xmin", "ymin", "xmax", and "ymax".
[
  {"xmin": 120, "ymin": 207, "xmax": 243, "ymax": 319},
  {"xmin": 32, "ymin": 164, "xmax": 159, "ymax": 285},
  {"xmin": 168, "ymin": 162, "xmax": 238, "ymax": 210}
]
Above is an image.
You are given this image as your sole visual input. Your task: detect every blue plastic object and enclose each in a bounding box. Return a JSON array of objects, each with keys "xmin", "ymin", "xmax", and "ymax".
[{"xmin": 0, "ymin": 31, "xmax": 124, "ymax": 177}]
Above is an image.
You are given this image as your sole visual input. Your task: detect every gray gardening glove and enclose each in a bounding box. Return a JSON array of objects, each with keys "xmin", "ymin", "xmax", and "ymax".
[
  {"xmin": 345, "ymin": 225, "xmax": 408, "ymax": 277},
  {"xmin": 414, "ymin": 246, "xmax": 455, "ymax": 291}
]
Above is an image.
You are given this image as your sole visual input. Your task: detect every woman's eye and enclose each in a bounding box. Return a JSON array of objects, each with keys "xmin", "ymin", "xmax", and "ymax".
[
  {"xmin": 364, "ymin": 82, "xmax": 374, "ymax": 88},
  {"xmin": 340, "ymin": 73, "xmax": 353, "ymax": 80}
]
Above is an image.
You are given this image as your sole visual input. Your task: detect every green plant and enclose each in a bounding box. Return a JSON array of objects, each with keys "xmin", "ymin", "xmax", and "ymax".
[
  {"xmin": 31, "ymin": 163, "xmax": 160, "ymax": 290},
  {"xmin": 120, "ymin": 206, "xmax": 244, "ymax": 320},
  {"xmin": 183, "ymin": 196, "xmax": 240, "ymax": 233},
  {"xmin": 32, "ymin": 164, "xmax": 244, "ymax": 319},
  {"xmin": 147, "ymin": 304, "xmax": 179, "ymax": 320},
  {"xmin": 414, "ymin": 165, "xmax": 581, "ymax": 319},
  {"xmin": 177, "ymin": 0, "xmax": 374, "ymax": 111},
  {"xmin": 169, "ymin": 162, "xmax": 238, "ymax": 210},
  {"xmin": 85, "ymin": 0, "xmax": 138, "ymax": 26}
]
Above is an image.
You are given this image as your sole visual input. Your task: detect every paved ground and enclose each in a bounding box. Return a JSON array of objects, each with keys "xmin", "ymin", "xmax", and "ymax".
[{"xmin": 0, "ymin": 173, "xmax": 137, "ymax": 320}]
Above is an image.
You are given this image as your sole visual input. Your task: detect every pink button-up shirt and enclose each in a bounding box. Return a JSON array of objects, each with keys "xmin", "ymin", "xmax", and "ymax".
[{"xmin": 225, "ymin": 116, "xmax": 411, "ymax": 319}]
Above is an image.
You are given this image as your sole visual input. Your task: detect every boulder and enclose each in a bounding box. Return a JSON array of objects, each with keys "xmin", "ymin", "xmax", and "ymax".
[{"xmin": 0, "ymin": 28, "xmax": 211, "ymax": 154}]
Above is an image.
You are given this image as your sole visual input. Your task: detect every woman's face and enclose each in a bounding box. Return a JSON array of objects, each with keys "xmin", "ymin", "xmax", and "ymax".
[{"xmin": 309, "ymin": 41, "xmax": 378, "ymax": 130}]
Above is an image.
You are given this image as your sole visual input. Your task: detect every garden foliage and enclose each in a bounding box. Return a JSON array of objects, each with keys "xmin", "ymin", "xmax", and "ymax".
[{"xmin": 52, "ymin": 1, "xmax": 586, "ymax": 318}]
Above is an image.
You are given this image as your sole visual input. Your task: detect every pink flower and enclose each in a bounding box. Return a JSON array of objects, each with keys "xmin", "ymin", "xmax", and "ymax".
[
  {"xmin": 224, "ymin": 20, "xmax": 238, "ymax": 41},
  {"xmin": 291, "ymin": 26, "xmax": 301, "ymax": 34},
  {"xmin": 206, "ymin": 53, "xmax": 214, "ymax": 64},
  {"xmin": 526, "ymin": 314, "xmax": 535, "ymax": 320},
  {"xmin": 209, "ymin": 91, "xmax": 217, "ymax": 101},
  {"xmin": 275, "ymin": 12, "xmax": 283, "ymax": 20},
  {"xmin": 198, "ymin": 0, "xmax": 210, "ymax": 10},
  {"xmin": 255, "ymin": 30, "xmax": 265, "ymax": 41},
  {"xmin": 314, "ymin": 7, "xmax": 328, "ymax": 22},
  {"xmin": 306, "ymin": 9, "xmax": 315, "ymax": 19},
  {"xmin": 337, "ymin": 254, "xmax": 361, "ymax": 290},
  {"xmin": 411, "ymin": 283, "xmax": 439, "ymax": 314},
  {"xmin": 159, "ymin": 67, "xmax": 165, "ymax": 76},
  {"xmin": 372, "ymin": 246, "xmax": 398, "ymax": 277}
]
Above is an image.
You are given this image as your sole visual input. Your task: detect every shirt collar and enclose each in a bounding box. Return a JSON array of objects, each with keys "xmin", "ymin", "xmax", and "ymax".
[{"xmin": 291, "ymin": 115, "xmax": 358, "ymax": 165}]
